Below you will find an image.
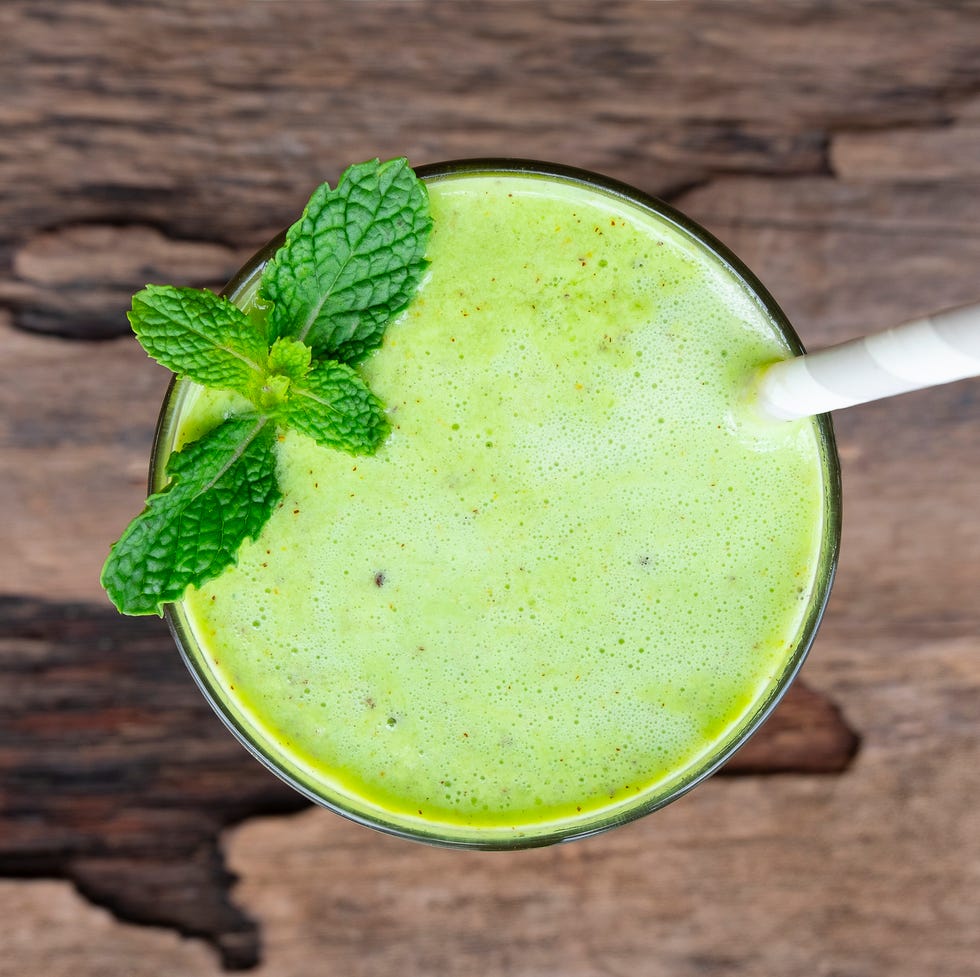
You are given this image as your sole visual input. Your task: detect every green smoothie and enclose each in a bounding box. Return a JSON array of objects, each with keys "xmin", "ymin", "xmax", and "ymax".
[{"xmin": 158, "ymin": 164, "xmax": 837, "ymax": 846}]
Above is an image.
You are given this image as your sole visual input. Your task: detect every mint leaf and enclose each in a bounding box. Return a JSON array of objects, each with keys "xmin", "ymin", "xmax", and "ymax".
[
  {"xmin": 102, "ymin": 416, "xmax": 281, "ymax": 615},
  {"xmin": 129, "ymin": 285, "xmax": 269, "ymax": 392},
  {"xmin": 266, "ymin": 337, "xmax": 313, "ymax": 382},
  {"xmin": 259, "ymin": 157, "xmax": 431, "ymax": 363},
  {"xmin": 276, "ymin": 360, "xmax": 389, "ymax": 454}
]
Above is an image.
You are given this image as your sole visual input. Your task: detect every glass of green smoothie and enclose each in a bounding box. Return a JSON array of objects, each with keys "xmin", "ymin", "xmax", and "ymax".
[{"xmin": 150, "ymin": 159, "xmax": 841, "ymax": 849}]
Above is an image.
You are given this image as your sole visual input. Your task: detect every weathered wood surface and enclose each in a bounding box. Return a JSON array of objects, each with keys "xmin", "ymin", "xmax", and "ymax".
[
  {"xmin": 1, "ymin": 1, "xmax": 978, "ymax": 975},
  {"xmin": 0, "ymin": 598, "xmax": 310, "ymax": 968}
]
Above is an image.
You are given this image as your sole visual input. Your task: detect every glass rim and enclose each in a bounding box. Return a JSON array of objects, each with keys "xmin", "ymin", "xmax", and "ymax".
[{"xmin": 151, "ymin": 158, "xmax": 842, "ymax": 850}]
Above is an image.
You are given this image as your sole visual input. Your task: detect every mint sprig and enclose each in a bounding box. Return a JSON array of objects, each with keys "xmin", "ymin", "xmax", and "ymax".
[{"xmin": 102, "ymin": 158, "xmax": 431, "ymax": 616}]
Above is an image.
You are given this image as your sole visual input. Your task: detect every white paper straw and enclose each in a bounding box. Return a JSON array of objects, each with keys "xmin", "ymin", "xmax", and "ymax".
[{"xmin": 753, "ymin": 302, "xmax": 980, "ymax": 421}]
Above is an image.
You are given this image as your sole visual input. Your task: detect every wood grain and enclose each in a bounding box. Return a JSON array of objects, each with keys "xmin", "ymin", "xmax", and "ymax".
[
  {"xmin": 0, "ymin": 597, "xmax": 310, "ymax": 968},
  {"xmin": 3, "ymin": 2, "xmax": 979, "ymax": 341},
  {"xmin": 1, "ymin": 0, "xmax": 978, "ymax": 974}
]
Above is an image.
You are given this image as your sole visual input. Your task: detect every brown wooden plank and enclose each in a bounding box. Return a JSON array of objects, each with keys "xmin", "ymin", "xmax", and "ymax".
[
  {"xmin": 0, "ymin": 325, "xmax": 170, "ymax": 602},
  {"xmin": 3, "ymin": 1, "xmax": 980, "ymax": 340},
  {"xmin": 832, "ymin": 121, "xmax": 980, "ymax": 183},
  {"xmin": 2, "ymin": 0, "xmax": 978, "ymax": 973},
  {"xmin": 0, "ymin": 596, "xmax": 310, "ymax": 968},
  {"xmin": 0, "ymin": 879, "xmax": 217, "ymax": 977}
]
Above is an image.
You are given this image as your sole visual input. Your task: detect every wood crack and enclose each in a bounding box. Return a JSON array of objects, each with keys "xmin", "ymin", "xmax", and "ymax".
[
  {"xmin": 3, "ymin": 223, "xmax": 244, "ymax": 341},
  {"xmin": 0, "ymin": 595, "xmax": 310, "ymax": 969}
]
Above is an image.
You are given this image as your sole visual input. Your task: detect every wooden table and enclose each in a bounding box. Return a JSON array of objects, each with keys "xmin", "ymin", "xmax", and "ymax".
[{"xmin": 1, "ymin": 3, "xmax": 978, "ymax": 975}]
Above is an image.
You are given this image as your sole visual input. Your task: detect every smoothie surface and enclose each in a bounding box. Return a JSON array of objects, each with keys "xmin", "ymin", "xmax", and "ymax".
[{"xmin": 170, "ymin": 170, "xmax": 829, "ymax": 838}]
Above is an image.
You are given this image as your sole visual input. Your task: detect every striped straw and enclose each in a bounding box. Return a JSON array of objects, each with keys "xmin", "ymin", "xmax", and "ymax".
[{"xmin": 754, "ymin": 302, "xmax": 980, "ymax": 421}]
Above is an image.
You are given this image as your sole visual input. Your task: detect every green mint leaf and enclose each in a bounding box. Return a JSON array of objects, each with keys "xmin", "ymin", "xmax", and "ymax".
[
  {"xmin": 259, "ymin": 157, "xmax": 432, "ymax": 363},
  {"xmin": 101, "ymin": 416, "xmax": 281, "ymax": 616},
  {"xmin": 129, "ymin": 285, "xmax": 270, "ymax": 392},
  {"xmin": 275, "ymin": 359, "xmax": 389, "ymax": 454},
  {"xmin": 266, "ymin": 337, "xmax": 313, "ymax": 381}
]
